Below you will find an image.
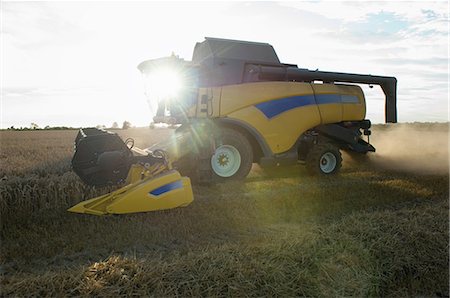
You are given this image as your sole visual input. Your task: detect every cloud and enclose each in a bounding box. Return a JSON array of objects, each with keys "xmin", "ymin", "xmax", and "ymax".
[
  {"xmin": 1, "ymin": 87, "xmax": 41, "ymax": 97},
  {"xmin": 1, "ymin": 1, "xmax": 448, "ymax": 127},
  {"xmin": 2, "ymin": 86, "xmax": 104, "ymax": 98},
  {"xmin": 2, "ymin": 2, "xmax": 86, "ymax": 50},
  {"xmin": 371, "ymin": 57, "xmax": 448, "ymax": 67},
  {"xmin": 281, "ymin": 1, "xmax": 448, "ymax": 48},
  {"xmin": 280, "ymin": 1, "xmax": 448, "ymax": 23}
]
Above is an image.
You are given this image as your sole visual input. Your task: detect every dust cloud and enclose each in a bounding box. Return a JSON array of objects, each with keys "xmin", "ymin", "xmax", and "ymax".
[{"xmin": 356, "ymin": 123, "xmax": 449, "ymax": 175}]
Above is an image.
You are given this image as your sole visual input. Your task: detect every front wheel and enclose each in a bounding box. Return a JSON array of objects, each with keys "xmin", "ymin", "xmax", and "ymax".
[
  {"xmin": 306, "ymin": 143, "xmax": 342, "ymax": 175},
  {"xmin": 211, "ymin": 128, "xmax": 253, "ymax": 181}
]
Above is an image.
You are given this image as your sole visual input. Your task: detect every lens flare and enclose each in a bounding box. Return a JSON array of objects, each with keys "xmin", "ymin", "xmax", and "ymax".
[
  {"xmin": 142, "ymin": 67, "xmax": 184, "ymax": 118},
  {"xmin": 144, "ymin": 68, "xmax": 183, "ymax": 99}
]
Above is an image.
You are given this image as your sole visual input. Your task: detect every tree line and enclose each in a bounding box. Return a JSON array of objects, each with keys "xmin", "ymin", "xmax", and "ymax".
[{"xmin": 5, "ymin": 121, "xmax": 133, "ymax": 131}]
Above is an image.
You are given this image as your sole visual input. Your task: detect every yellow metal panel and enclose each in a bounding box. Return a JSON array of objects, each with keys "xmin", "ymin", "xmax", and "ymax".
[
  {"xmin": 68, "ymin": 170, "xmax": 193, "ymax": 215},
  {"xmin": 317, "ymin": 103, "xmax": 343, "ymax": 123},
  {"xmin": 312, "ymin": 83, "xmax": 366, "ymax": 122},
  {"xmin": 219, "ymin": 82, "xmax": 321, "ymax": 153},
  {"xmin": 198, "ymin": 81, "xmax": 366, "ymax": 154},
  {"xmin": 126, "ymin": 164, "xmax": 145, "ymax": 184},
  {"xmin": 228, "ymin": 105, "xmax": 321, "ymax": 154},
  {"xmin": 196, "ymin": 87, "xmax": 221, "ymax": 118},
  {"xmin": 107, "ymin": 171, "xmax": 193, "ymax": 214},
  {"xmin": 220, "ymin": 82, "xmax": 315, "ymax": 116},
  {"xmin": 310, "ymin": 84, "xmax": 343, "ymax": 123},
  {"xmin": 342, "ymin": 103, "xmax": 365, "ymax": 121},
  {"xmin": 341, "ymin": 86, "xmax": 365, "ymax": 121},
  {"xmin": 327, "ymin": 83, "xmax": 365, "ymax": 121}
]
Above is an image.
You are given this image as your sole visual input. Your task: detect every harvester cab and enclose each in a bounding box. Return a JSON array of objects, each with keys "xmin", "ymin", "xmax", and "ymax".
[{"xmin": 69, "ymin": 37, "xmax": 397, "ymax": 215}]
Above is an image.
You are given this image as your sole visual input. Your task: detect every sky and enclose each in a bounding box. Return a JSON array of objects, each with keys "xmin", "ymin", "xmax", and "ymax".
[{"xmin": 1, "ymin": 1, "xmax": 449, "ymax": 128}]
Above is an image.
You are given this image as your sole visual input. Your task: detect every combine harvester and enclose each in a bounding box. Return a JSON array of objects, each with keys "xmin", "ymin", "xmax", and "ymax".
[{"xmin": 69, "ymin": 37, "xmax": 397, "ymax": 215}]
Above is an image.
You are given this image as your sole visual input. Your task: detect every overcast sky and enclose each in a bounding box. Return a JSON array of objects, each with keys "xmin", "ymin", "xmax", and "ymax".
[{"xmin": 1, "ymin": 1, "xmax": 449, "ymax": 128}]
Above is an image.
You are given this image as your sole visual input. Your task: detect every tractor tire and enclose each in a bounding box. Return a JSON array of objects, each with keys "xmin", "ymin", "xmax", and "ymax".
[
  {"xmin": 306, "ymin": 143, "xmax": 342, "ymax": 175},
  {"xmin": 211, "ymin": 128, "xmax": 253, "ymax": 182}
]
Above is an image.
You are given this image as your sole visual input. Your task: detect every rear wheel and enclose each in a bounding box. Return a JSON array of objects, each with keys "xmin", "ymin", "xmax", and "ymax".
[
  {"xmin": 306, "ymin": 143, "xmax": 342, "ymax": 175},
  {"xmin": 211, "ymin": 128, "xmax": 253, "ymax": 181}
]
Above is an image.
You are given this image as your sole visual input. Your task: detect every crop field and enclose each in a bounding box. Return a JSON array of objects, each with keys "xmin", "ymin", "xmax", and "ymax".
[{"xmin": 0, "ymin": 124, "xmax": 448, "ymax": 297}]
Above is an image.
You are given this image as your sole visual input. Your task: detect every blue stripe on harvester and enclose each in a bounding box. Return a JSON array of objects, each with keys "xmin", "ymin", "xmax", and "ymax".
[
  {"xmin": 341, "ymin": 94, "xmax": 359, "ymax": 103},
  {"xmin": 255, "ymin": 93, "xmax": 358, "ymax": 119},
  {"xmin": 315, "ymin": 94, "xmax": 342, "ymax": 104},
  {"xmin": 255, "ymin": 95, "xmax": 316, "ymax": 119},
  {"xmin": 149, "ymin": 180, "xmax": 184, "ymax": 196}
]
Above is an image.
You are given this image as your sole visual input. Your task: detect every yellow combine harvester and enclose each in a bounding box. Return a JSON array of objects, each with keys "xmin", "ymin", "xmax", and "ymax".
[{"xmin": 69, "ymin": 37, "xmax": 397, "ymax": 215}]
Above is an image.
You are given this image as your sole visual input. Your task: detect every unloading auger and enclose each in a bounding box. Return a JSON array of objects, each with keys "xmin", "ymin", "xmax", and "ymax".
[{"xmin": 68, "ymin": 128, "xmax": 193, "ymax": 215}]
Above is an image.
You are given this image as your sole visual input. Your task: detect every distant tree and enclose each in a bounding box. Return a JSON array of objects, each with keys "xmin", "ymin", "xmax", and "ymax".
[
  {"xmin": 122, "ymin": 121, "xmax": 132, "ymax": 129},
  {"xmin": 112, "ymin": 122, "xmax": 119, "ymax": 129}
]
